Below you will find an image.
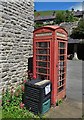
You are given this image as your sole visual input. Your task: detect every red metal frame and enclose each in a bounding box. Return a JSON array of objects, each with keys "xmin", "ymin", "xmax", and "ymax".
[{"xmin": 33, "ymin": 26, "xmax": 68, "ymax": 106}]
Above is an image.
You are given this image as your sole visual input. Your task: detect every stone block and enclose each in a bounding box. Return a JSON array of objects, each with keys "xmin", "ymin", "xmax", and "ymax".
[{"xmin": 1, "ymin": 0, "xmax": 33, "ymax": 91}]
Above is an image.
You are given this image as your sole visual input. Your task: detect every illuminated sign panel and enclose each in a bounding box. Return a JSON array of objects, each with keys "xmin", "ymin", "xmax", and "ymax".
[
  {"xmin": 56, "ymin": 32, "xmax": 66, "ymax": 38},
  {"xmin": 36, "ymin": 32, "xmax": 52, "ymax": 37}
]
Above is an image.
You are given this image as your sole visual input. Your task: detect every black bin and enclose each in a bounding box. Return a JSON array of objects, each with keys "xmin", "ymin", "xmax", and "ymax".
[{"xmin": 24, "ymin": 79, "xmax": 51, "ymax": 115}]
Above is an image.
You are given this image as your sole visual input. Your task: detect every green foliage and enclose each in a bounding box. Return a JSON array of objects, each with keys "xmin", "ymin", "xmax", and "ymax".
[
  {"xmin": 82, "ymin": 115, "xmax": 84, "ymax": 120},
  {"xmin": 35, "ymin": 23, "xmax": 44, "ymax": 29},
  {"xmin": 34, "ymin": 10, "xmax": 78, "ymax": 27},
  {"xmin": 70, "ymin": 18, "xmax": 84, "ymax": 39},
  {"xmin": 55, "ymin": 10, "xmax": 78, "ymax": 24},
  {"xmin": 0, "ymin": 106, "xmax": 2, "ymax": 119},
  {"xmin": 56, "ymin": 99, "xmax": 63, "ymax": 106},
  {"xmin": 54, "ymin": 11, "xmax": 66, "ymax": 24},
  {"xmin": 34, "ymin": 10, "xmax": 56, "ymax": 16},
  {"xmin": 2, "ymin": 86, "xmax": 40, "ymax": 119},
  {"xmin": 1, "ymin": 71, "xmax": 46, "ymax": 119}
]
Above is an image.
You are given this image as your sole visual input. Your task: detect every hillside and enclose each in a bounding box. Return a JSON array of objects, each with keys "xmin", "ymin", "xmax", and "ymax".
[
  {"xmin": 34, "ymin": 10, "xmax": 78, "ymax": 29},
  {"xmin": 34, "ymin": 10, "xmax": 66, "ymax": 17}
]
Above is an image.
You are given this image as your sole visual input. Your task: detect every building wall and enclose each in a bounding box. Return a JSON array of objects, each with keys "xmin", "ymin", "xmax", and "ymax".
[{"xmin": 0, "ymin": 0, "xmax": 34, "ymax": 92}]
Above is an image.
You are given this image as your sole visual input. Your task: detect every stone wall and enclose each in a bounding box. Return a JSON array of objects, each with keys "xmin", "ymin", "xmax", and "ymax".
[
  {"xmin": 60, "ymin": 21, "xmax": 79, "ymax": 35},
  {"xmin": 0, "ymin": 0, "xmax": 34, "ymax": 92}
]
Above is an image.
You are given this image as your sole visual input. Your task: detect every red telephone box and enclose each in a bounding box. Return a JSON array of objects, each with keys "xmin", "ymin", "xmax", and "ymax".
[{"xmin": 33, "ymin": 25, "xmax": 68, "ymax": 105}]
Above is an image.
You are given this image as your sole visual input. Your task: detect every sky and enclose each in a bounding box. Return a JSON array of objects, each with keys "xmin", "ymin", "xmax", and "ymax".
[{"xmin": 34, "ymin": 2, "xmax": 83, "ymax": 11}]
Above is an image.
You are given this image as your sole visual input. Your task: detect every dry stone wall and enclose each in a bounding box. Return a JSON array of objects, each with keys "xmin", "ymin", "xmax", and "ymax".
[{"xmin": 0, "ymin": 0, "xmax": 34, "ymax": 92}]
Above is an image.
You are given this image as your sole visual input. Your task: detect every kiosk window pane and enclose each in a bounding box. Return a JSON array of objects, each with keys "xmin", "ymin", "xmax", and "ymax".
[
  {"xmin": 48, "ymin": 76, "xmax": 50, "ymax": 80},
  {"xmin": 36, "ymin": 49, "xmax": 50, "ymax": 54},
  {"xmin": 58, "ymin": 86, "xmax": 64, "ymax": 92},
  {"xmin": 36, "ymin": 56, "xmax": 48, "ymax": 61},
  {"xmin": 37, "ymin": 68, "xmax": 47, "ymax": 74},
  {"xmin": 62, "ymin": 74, "xmax": 64, "ymax": 79},
  {"xmin": 59, "ymin": 61, "xmax": 64, "ymax": 66},
  {"xmin": 59, "ymin": 42, "xmax": 65, "ymax": 48},
  {"xmin": 59, "ymin": 49, "xmax": 65, "ymax": 54},
  {"xmin": 37, "ymin": 74, "xmax": 47, "ymax": 80},
  {"xmin": 36, "ymin": 62, "xmax": 50, "ymax": 68},
  {"xmin": 57, "ymin": 41, "xmax": 66, "ymax": 93},
  {"xmin": 36, "ymin": 49, "xmax": 47, "ymax": 54},
  {"xmin": 37, "ymin": 62, "xmax": 47, "ymax": 67},
  {"xmin": 58, "ymin": 81, "xmax": 63, "ymax": 86},
  {"xmin": 60, "ymin": 56, "xmax": 64, "ymax": 60},
  {"xmin": 36, "ymin": 41, "xmax": 50, "ymax": 81},
  {"xmin": 36, "ymin": 42, "xmax": 50, "ymax": 48}
]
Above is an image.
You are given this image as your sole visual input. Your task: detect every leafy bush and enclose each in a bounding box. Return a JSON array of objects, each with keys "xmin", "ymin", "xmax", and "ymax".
[
  {"xmin": 1, "ymin": 71, "xmax": 46, "ymax": 119},
  {"xmin": 2, "ymin": 84, "xmax": 40, "ymax": 119},
  {"xmin": 56, "ymin": 99, "xmax": 63, "ymax": 106},
  {"xmin": 70, "ymin": 18, "xmax": 84, "ymax": 39}
]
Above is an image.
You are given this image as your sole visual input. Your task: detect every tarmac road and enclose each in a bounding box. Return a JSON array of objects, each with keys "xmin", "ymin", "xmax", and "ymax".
[
  {"xmin": 66, "ymin": 60, "xmax": 82, "ymax": 103},
  {"xmin": 45, "ymin": 60, "xmax": 83, "ymax": 118}
]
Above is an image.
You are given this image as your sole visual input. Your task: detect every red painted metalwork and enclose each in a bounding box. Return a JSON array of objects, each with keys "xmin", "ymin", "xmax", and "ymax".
[{"xmin": 33, "ymin": 25, "xmax": 68, "ymax": 106}]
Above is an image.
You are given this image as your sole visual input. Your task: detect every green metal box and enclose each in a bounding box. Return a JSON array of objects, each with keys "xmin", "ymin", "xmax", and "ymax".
[{"xmin": 42, "ymin": 99, "xmax": 50, "ymax": 114}]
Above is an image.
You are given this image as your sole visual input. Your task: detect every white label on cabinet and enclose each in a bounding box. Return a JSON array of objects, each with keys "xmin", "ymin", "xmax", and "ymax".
[{"xmin": 45, "ymin": 84, "xmax": 51, "ymax": 95}]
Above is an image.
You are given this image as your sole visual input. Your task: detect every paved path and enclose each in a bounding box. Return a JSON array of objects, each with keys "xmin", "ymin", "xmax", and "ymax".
[
  {"xmin": 45, "ymin": 60, "xmax": 83, "ymax": 118},
  {"xmin": 66, "ymin": 60, "xmax": 82, "ymax": 103}
]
